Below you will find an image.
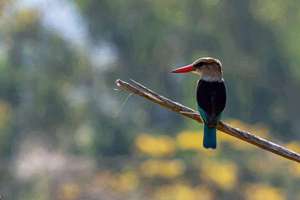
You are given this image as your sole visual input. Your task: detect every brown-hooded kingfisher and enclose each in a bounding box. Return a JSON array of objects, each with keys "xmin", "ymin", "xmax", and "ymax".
[{"xmin": 172, "ymin": 57, "xmax": 226, "ymax": 149}]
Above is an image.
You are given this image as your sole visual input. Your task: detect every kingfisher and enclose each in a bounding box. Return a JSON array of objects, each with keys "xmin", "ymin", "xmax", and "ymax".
[{"xmin": 172, "ymin": 57, "xmax": 226, "ymax": 149}]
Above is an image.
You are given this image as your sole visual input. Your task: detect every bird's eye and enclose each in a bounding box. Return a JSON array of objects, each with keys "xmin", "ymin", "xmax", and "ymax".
[{"xmin": 194, "ymin": 62, "xmax": 204, "ymax": 68}]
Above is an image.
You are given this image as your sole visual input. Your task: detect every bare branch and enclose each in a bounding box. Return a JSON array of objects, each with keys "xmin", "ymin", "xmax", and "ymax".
[{"xmin": 115, "ymin": 79, "xmax": 300, "ymax": 163}]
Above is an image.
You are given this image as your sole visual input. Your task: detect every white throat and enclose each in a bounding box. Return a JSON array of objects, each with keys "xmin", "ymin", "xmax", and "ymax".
[
  {"xmin": 192, "ymin": 70, "xmax": 223, "ymax": 82},
  {"xmin": 201, "ymin": 74, "xmax": 223, "ymax": 82}
]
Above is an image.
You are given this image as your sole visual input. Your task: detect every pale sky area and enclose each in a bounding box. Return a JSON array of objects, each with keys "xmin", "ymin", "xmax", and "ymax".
[
  {"xmin": 17, "ymin": 0, "xmax": 88, "ymax": 46},
  {"xmin": 16, "ymin": 0, "xmax": 117, "ymax": 69}
]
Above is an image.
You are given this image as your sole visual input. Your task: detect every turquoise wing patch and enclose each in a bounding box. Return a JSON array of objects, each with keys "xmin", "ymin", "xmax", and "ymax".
[
  {"xmin": 198, "ymin": 106, "xmax": 221, "ymax": 123},
  {"xmin": 198, "ymin": 107, "xmax": 208, "ymax": 123}
]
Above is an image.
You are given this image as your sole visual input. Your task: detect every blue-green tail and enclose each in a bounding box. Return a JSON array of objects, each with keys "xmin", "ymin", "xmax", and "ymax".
[{"xmin": 203, "ymin": 124, "xmax": 217, "ymax": 149}]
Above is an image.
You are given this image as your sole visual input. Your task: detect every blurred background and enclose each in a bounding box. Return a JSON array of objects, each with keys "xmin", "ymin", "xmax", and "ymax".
[{"xmin": 1, "ymin": 0, "xmax": 300, "ymax": 199}]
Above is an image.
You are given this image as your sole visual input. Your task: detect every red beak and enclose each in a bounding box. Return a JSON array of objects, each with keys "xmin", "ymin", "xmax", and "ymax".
[{"xmin": 171, "ymin": 64, "xmax": 194, "ymax": 73}]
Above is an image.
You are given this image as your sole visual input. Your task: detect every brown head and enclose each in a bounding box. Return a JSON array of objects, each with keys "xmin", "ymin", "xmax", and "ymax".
[{"xmin": 172, "ymin": 57, "xmax": 223, "ymax": 82}]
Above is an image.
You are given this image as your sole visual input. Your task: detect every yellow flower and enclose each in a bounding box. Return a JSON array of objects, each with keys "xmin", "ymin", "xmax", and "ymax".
[
  {"xmin": 288, "ymin": 162, "xmax": 300, "ymax": 177},
  {"xmin": 58, "ymin": 183, "xmax": 80, "ymax": 200},
  {"xmin": 154, "ymin": 183, "xmax": 213, "ymax": 200},
  {"xmin": 194, "ymin": 186, "xmax": 214, "ymax": 200},
  {"xmin": 135, "ymin": 134, "xmax": 176, "ymax": 157},
  {"xmin": 139, "ymin": 159, "xmax": 185, "ymax": 178},
  {"xmin": 176, "ymin": 131, "xmax": 202, "ymax": 151},
  {"xmin": 286, "ymin": 142, "xmax": 300, "ymax": 153},
  {"xmin": 176, "ymin": 131, "xmax": 220, "ymax": 155},
  {"xmin": 200, "ymin": 160, "xmax": 238, "ymax": 191},
  {"xmin": 284, "ymin": 142, "xmax": 300, "ymax": 176},
  {"xmin": 159, "ymin": 160, "xmax": 186, "ymax": 178},
  {"xmin": 244, "ymin": 184, "xmax": 285, "ymax": 200},
  {"xmin": 110, "ymin": 171, "xmax": 139, "ymax": 192}
]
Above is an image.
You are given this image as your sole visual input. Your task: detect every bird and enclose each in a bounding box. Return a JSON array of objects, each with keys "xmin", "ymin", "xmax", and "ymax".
[{"xmin": 172, "ymin": 57, "xmax": 226, "ymax": 149}]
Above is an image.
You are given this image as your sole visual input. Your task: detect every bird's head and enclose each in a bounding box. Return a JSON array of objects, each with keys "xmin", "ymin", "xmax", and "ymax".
[{"xmin": 172, "ymin": 57, "xmax": 223, "ymax": 82}]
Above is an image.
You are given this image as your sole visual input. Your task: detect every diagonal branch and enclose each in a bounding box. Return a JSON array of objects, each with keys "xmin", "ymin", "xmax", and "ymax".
[{"xmin": 115, "ymin": 79, "xmax": 300, "ymax": 163}]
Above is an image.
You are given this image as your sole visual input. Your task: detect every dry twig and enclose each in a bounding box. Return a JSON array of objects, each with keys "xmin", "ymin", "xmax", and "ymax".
[{"xmin": 115, "ymin": 79, "xmax": 300, "ymax": 163}]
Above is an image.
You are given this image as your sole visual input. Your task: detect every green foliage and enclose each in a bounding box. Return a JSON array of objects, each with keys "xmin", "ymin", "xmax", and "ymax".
[{"xmin": 1, "ymin": 0, "xmax": 300, "ymax": 199}]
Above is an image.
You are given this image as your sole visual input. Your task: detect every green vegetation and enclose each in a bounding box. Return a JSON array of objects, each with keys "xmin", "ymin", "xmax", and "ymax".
[{"xmin": 1, "ymin": 0, "xmax": 300, "ymax": 199}]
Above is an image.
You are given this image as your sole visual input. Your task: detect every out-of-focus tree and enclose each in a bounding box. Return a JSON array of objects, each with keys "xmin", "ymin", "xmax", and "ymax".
[
  {"xmin": 1, "ymin": 0, "xmax": 300, "ymax": 198},
  {"xmin": 76, "ymin": 0, "xmax": 300, "ymax": 141}
]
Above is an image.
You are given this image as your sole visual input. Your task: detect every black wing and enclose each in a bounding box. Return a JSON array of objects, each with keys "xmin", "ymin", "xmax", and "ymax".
[{"xmin": 196, "ymin": 80, "xmax": 226, "ymax": 118}]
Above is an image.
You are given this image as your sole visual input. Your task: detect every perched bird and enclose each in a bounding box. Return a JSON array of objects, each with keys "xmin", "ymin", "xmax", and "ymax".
[{"xmin": 172, "ymin": 57, "xmax": 226, "ymax": 149}]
